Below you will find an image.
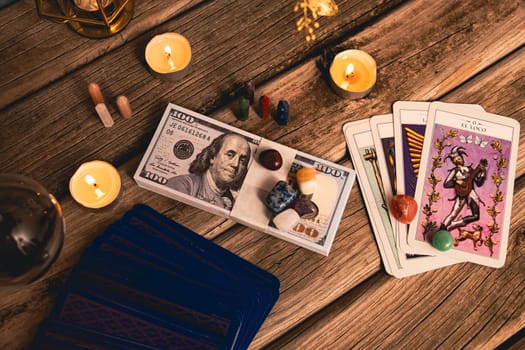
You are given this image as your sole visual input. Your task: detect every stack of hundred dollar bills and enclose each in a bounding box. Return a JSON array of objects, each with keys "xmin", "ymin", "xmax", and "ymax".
[{"xmin": 134, "ymin": 103, "xmax": 356, "ymax": 255}]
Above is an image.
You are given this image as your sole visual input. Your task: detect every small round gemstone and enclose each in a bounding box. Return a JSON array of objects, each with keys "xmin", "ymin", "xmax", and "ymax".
[
  {"xmin": 390, "ymin": 194, "xmax": 418, "ymax": 224},
  {"xmin": 432, "ymin": 230, "xmax": 454, "ymax": 251},
  {"xmin": 259, "ymin": 149, "xmax": 283, "ymax": 170}
]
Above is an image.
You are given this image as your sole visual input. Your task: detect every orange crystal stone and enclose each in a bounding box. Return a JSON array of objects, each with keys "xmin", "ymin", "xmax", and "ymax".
[{"xmin": 390, "ymin": 194, "xmax": 418, "ymax": 224}]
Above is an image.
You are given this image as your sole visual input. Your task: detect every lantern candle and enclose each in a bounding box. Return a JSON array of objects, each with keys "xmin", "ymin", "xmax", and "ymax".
[
  {"xmin": 69, "ymin": 160, "xmax": 121, "ymax": 209},
  {"xmin": 329, "ymin": 49, "xmax": 376, "ymax": 99},
  {"xmin": 74, "ymin": 0, "xmax": 113, "ymax": 12},
  {"xmin": 36, "ymin": 0, "xmax": 134, "ymax": 38},
  {"xmin": 145, "ymin": 33, "xmax": 192, "ymax": 81}
]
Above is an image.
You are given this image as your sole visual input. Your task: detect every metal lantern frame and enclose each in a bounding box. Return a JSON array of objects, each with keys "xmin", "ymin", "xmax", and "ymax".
[{"xmin": 36, "ymin": 0, "xmax": 134, "ymax": 38}]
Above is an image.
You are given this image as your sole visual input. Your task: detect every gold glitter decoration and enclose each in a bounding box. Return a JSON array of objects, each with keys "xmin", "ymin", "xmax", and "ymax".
[{"xmin": 294, "ymin": 0, "xmax": 338, "ymax": 41}]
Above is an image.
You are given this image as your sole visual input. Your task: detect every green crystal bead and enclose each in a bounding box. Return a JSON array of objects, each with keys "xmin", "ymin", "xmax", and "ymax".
[{"xmin": 432, "ymin": 230, "xmax": 454, "ymax": 252}]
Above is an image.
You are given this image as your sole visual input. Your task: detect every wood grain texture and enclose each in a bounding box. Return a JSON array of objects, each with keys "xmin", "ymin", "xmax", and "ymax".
[
  {"xmin": 0, "ymin": 0, "xmax": 405, "ymax": 198},
  {"xmin": 0, "ymin": 0, "xmax": 204, "ymax": 109},
  {"xmin": 0, "ymin": 0, "xmax": 404, "ymax": 109},
  {"xmin": 1, "ymin": 0, "xmax": 524, "ymax": 349},
  {"xmin": 2, "ymin": 0, "xmax": 522, "ymax": 202}
]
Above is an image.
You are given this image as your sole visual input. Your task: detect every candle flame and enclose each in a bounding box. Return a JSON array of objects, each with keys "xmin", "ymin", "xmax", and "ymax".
[
  {"xmin": 95, "ymin": 188, "xmax": 106, "ymax": 199},
  {"xmin": 85, "ymin": 174, "xmax": 96, "ymax": 185},
  {"xmin": 345, "ymin": 63, "xmax": 354, "ymax": 78},
  {"xmin": 164, "ymin": 45, "xmax": 175, "ymax": 70},
  {"xmin": 84, "ymin": 174, "xmax": 106, "ymax": 198}
]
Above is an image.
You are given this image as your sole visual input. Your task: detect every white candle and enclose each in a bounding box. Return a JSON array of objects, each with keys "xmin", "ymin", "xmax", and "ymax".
[
  {"xmin": 145, "ymin": 33, "xmax": 192, "ymax": 81},
  {"xmin": 69, "ymin": 160, "xmax": 121, "ymax": 209},
  {"xmin": 329, "ymin": 49, "xmax": 377, "ymax": 99}
]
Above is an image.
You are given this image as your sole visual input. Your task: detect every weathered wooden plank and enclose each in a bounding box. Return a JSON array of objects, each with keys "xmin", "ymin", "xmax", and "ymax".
[
  {"xmin": 263, "ymin": 47, "xmax": 525, "ymax": 350},
  {"xmin": 2, "ymin": 0, "xmax": 522, "ymax": 203},
  {"xmin": 0, "ymin": 0, "xmax": 404, "ymax": 109},
  {"xmin": 0, "ymin": 0, "xmax": 204, "ymax": 109},
  {"xmin": 0, "ymin": 1, "xmax": 523, "ymax": 349},
  {"xmin": 0, "ymin": 0, "xmax": 405, "ymax": 198}
]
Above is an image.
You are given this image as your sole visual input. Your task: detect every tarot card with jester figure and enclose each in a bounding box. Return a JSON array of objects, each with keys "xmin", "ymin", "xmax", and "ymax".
[{"xmin": 407, "ymin": 102, "xmax": 520, "ymax": 267}]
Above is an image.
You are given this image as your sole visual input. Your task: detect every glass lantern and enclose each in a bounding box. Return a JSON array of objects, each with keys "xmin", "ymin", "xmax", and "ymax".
[
  {"xmin": 36, "ymin": 0, "xmax": 134, "ymax": 38},
  {"xmin": 0, "ymin": 174, "xmax": 65, "ymax": 290}
]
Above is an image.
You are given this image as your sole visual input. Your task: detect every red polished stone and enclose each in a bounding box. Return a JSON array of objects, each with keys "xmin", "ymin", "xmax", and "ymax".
[{"xmin": 390, "ymin": 194, "xmax": 418, "ymax": 224}]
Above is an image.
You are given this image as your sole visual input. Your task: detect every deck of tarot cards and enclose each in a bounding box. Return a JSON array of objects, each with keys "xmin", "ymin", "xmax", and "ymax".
[{"xmin": 32, "ymin": 205, "xmax": 280, "ymax": 350}]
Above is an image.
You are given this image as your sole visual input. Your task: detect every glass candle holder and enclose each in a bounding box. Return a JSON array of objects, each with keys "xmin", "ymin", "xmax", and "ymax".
[{"xmin": 0, "ymin": 174, "xmax": 64, "ymax": 290}]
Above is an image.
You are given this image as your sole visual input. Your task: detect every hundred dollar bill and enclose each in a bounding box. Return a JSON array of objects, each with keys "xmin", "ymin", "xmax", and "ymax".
[
  {"xmin": 134, "ymin": 103, "xmax": 260, "ymax": 218},
  {"xmin": 134, "ymin": 103, "xmax": 356, "ymax": 255}
]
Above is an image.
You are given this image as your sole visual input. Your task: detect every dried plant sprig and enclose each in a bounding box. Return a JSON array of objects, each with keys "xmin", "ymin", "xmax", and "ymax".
[
  {"xmin": 484, "ymin": 140, "xmax": 507, "ymax": 256},
  {"xmin": 421, "ymin": 129, "xmax": 457, "ymax": 237},
  {"xmin": 294, "ymin": 0, "xmax": 338, "ymax": 42}
]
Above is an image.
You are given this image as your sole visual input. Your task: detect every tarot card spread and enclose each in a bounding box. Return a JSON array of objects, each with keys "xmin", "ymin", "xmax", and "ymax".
[
  {"xmin": 407, "ymin": 102, "xmax": 519, "ymax": 268},
  {"xmin": 344, "ymin": 101, "xmax": 519, "ymax": 277}
]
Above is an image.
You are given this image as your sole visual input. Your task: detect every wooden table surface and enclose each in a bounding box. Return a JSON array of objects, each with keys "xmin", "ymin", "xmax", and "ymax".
[{"xmin": 1, "ymin": 0, "xmax": 524, "ymax": 349}]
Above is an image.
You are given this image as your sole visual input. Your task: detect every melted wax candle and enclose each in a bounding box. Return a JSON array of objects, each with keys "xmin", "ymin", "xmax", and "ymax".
[
  {"xmin": 69, "ymin": 161, "xmax": 121, "ymax": 209},
  {"xmin": 145, "ymin": 33, "xmax": 192, "ymax": 81},
  {"xmin": 329, "ymin": 49, "xmax": 376, "ymax": 99}
]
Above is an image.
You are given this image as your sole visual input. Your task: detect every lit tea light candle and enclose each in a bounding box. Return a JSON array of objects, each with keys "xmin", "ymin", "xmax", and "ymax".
[
  {"xmin": 145, "ymin": 33, "xmax": 192, "ymax": 81},
  {"xmin": 329, "ymin": 49, "xmax": 377, "ymax": 99},
  {"xmin": 69, "ymin": 160, "xmax": 121, "ymax": 209}
]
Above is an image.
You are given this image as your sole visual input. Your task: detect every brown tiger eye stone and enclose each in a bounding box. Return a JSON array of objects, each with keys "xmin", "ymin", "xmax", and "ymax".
[{"xmin": 259, "ymin": 149, "xmax": 283, "ymax": 170}]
